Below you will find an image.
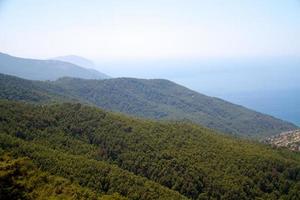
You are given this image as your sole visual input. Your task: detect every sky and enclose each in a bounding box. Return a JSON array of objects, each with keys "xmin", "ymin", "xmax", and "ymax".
[{"xmin": 1, "ymin": 0, "xmax": 300, "ymax": 61}]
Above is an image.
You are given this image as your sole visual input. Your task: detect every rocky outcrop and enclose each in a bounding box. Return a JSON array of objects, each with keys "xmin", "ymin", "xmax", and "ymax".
[{"xmin": 264, "ymin": 130, "xmax": 300, "ymax": 151}]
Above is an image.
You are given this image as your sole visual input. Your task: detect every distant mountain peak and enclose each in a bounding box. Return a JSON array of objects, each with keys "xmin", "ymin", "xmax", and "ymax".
[
  {"xmin": 52, "ymin": 55, "xmax": 110, "ymax": 79},
  {"xmin": 52, "ymin": 55, "xmax": 95, "ymax": 68},
  {"xmin": 0, "ymin": 52, "xmax": 110, "ymax": 80}
]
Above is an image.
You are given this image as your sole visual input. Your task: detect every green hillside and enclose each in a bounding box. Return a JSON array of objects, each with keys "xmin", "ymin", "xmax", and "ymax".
[
  {"xmin": 0, "ymin": 73, "xmax": 72, "ymax": 103},
  {"xmin": 1, "ymin": 100, "xmax": 300, "ymax": 199},
  {"xmin": 0, "ymin": 154, "xmax": 126, "ymax": 200},
  {"xmin": 0, "ymin": 73, "xmax": 297, "ymax": 138},
  {"xmin": 54, "ymin": 77, "xmax": 298, "ymax": 138}
]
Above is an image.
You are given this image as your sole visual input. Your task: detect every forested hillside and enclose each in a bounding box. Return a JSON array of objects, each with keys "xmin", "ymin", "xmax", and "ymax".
[
  {"xmin": 0, "ymin": 73, "xmax": 297, "ymax": 138},
  {"xmin": 0, "ymin": 73, "xmax": 72, "ymax": 103},
  {"xmin": 1, "ymin": 100, "xmax": 300, "ymax": 199},
  {"xmin": 0, "ymin": 155, "xmax": 126, "ymax": 200}
]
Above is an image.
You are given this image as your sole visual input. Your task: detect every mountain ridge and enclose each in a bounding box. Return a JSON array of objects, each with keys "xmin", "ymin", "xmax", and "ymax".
[
  {"xmin": 52, "ymin": 55, "xmax": 110, "ymax": 79},
  {"xmin": 0, "ymin": 52, "xmax": 109, "ymax": 80},
  {"xmin": 0, "ymin": 73, "xmax": 297, "ymax": 138}
]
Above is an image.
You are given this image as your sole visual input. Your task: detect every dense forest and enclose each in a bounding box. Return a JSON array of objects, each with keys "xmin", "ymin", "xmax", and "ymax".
[
  {"xmin": 0, "ymin": 154, "xmax": 126, "ymax": 200},
  {"xmin": 0, "ymin": 73, "xmax": 297, "ymax": 139},
  {"xmin": 1, "ymin": 100, "xmax": 300, "ymax": 199}
]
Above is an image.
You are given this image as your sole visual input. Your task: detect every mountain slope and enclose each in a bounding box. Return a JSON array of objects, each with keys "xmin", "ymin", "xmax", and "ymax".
[
  {"xmin": 0, "ymin": 73, "xmax": 72, "ymax": 103},
  {"xmin": 1, "ymin": 100, "xmax": 300, "ymax": 199},
  {"xmin": 0, "ymin": 155, "xmax": 126, "ymax": 200},
  {"xmin": 0, "ymin": 52, "xmax": 109, "ymax": 80},
  {"xmin": 52, "ymin": 55, "xmax": 110, "ymax": 79},
  {"xmin": 0, "ymin": 73, "xmax": 297, "ymax": 138},
  {"xmin": 53, "ymin": 55, "xmax": 96, "ymax": 68},
  {"xmin": 53, "ymin": 77, "xmax": 297, "ymax": 138}
]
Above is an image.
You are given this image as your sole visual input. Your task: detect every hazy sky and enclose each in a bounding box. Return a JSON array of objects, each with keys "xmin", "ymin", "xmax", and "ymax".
[{"xmin": 1, "ymin": 0, "xmax": 300, "ymax": 60}]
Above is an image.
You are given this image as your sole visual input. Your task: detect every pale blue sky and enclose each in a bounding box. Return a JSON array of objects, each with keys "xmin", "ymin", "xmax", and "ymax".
[{"xmin": 1, "ymin": 0, "xmax": 300, "ymax": 60}]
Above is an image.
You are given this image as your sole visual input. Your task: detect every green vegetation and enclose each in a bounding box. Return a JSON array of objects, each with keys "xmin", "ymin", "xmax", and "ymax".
[
  {"xmin": 0, "ymin": 154, "xmax": 126, "ymax": 200},
  {"xmin": 0, "ymin": 73, "xmax": 297, "ymax": 138},
  {"xmin": 0, "ymin": 73, "xmax": 72, "ymax": 103},
  {"xmin": 1, "ymin": 100, "xmax": 300, "ymax": 199}
]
